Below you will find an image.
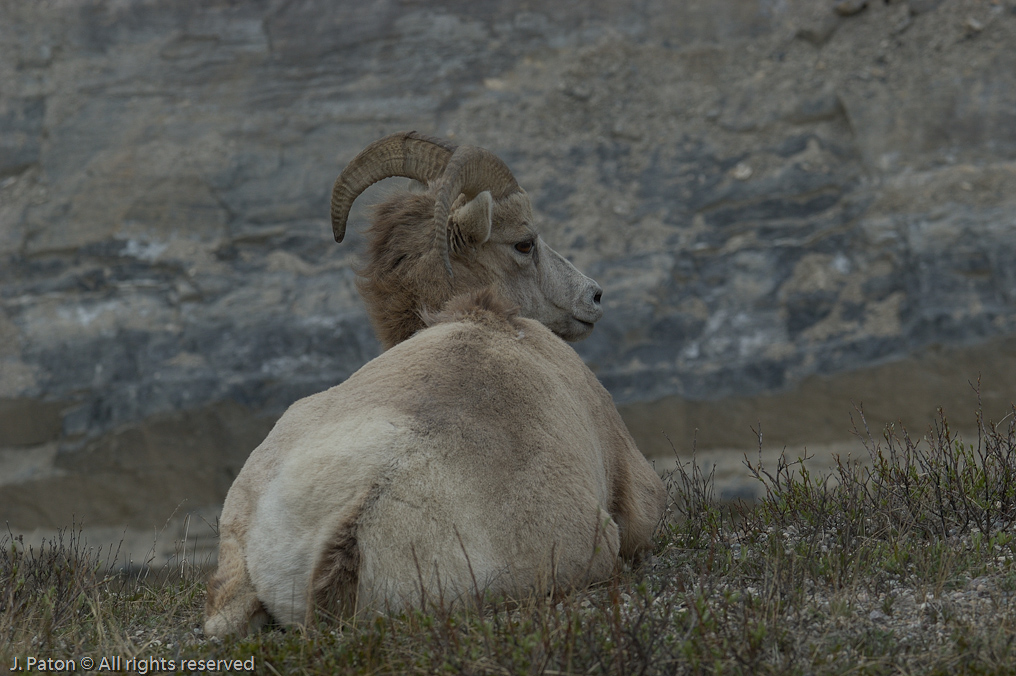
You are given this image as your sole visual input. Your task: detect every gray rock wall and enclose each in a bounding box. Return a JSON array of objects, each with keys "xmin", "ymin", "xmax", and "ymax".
[{"xmin": 2, "ymin": 0, "xmax": 1016, "ymax": 530}]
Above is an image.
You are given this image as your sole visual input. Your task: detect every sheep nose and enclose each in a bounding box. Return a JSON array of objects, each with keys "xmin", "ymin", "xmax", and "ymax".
[{"xmin": 585, "ymin": 282, "xmax": 604, "ymax": 322}]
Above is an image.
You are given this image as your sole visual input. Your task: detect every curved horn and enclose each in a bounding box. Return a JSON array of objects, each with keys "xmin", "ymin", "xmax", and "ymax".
[
  {"xmin": 432, "ymin": 146, "xmax": 520, "ymax": 276},
  {"xmin": 330, "ymin": 131, "xmax": 457, "ymax": 242}
]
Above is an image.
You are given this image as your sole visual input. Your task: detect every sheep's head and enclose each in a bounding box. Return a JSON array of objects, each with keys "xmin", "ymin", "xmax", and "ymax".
[{"xmin": 331, "ymin": 132, "xmax": 603, "ymax": 349}]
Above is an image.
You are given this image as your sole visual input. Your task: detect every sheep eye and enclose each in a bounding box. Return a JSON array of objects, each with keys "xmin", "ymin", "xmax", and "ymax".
[{"xmin": 514, "ymin": 239, "xmax": 535, "ymax": 254}]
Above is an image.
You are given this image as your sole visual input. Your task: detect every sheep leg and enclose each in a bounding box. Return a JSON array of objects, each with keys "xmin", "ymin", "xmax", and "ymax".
[{"xmin": 204, "ymin": 535, "xmax": 269, "ymax": 637}]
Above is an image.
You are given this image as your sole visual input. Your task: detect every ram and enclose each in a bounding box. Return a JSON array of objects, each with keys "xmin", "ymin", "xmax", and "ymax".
[{"xmin": 203, "ymin": 135, "xmax": 667, "ymax": 636}]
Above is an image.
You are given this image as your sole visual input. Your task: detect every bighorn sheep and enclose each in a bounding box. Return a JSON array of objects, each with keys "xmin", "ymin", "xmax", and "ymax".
[
  {"xmin": 205, "ymin": 289, "xmax": 667, "ymax": 636},
  {"xmin": 203, "ymin": 134, "xmax": 667, "ymax": 636},
  {"xmin": 330, "ymin": 131, "xmax": 604, "ymax": 349}
]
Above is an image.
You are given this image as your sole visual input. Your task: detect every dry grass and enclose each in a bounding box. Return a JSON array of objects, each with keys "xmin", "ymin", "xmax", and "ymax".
[{"xmin": 3, "ymin": 401, "xmax": 1016, "ymax": 674}]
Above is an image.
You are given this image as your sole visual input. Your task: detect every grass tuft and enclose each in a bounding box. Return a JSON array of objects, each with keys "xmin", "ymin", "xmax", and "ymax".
[{"xmin": 3, "ymin": 402, "xmax": 1016, "ymax": 674}]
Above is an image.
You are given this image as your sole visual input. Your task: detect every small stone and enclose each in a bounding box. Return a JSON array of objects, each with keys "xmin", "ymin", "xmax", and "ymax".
[
  {"xmin": 834, "ymin": 0, "xmax": 868, "ymax": 17},
  {"xmin": 732, "ymin": 163, "xmax": 753, "ymax": 180},
  {"xmin": 892, "ymin": 12, "xmax": 913, "ymax": 34},
  {"xmin": 869, "ymin": 609, "xmax": 890, "ymax": 622},
  {"xmin": 796, "ymin": 15, "xmax": 840, "ymax": 45},
  {"xmin": 560, "ymin": 82, "xmax": 592, "ymax": 101},
  {"xmin": 964, "ymin": 16, "xmax": 985, "ymax": 32}
]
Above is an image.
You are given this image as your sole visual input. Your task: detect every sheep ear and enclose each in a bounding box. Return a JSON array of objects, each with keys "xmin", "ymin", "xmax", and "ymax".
[{"xmin": 450, "ymin": 191, "xmax": 492, "ymax": 247}]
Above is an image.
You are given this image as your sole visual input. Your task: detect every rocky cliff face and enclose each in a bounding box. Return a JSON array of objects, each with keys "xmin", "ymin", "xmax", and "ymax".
[{"xmin": 2, "ymin": 0, "xmax": 1016, "ymax": 533}]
